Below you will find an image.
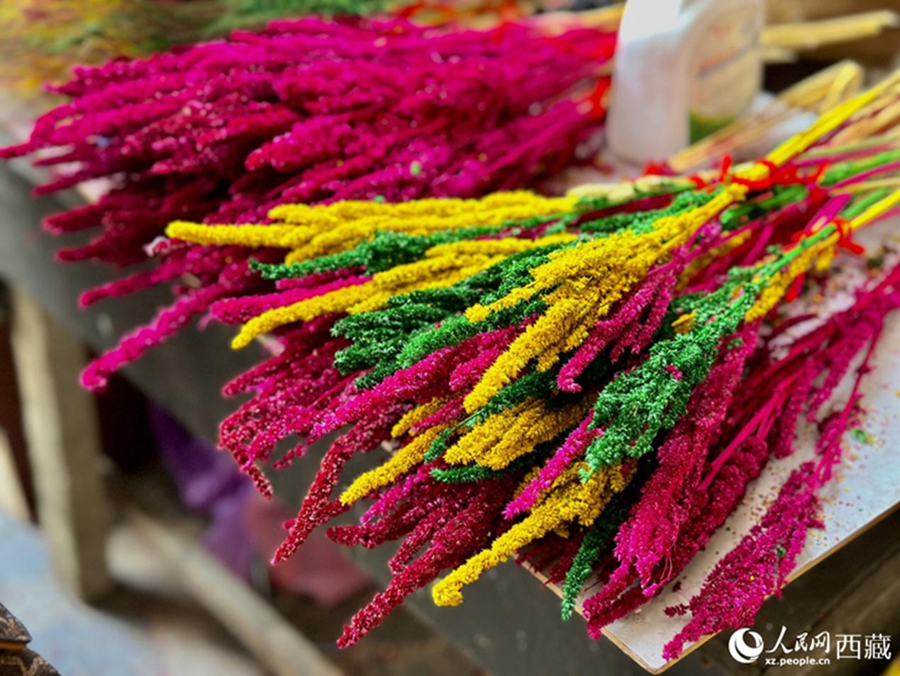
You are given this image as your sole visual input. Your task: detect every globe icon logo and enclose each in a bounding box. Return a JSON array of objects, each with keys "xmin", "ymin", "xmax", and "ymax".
[{"xmin": 729, "ymin": 628, "xmax": 765, "ymax": 663}]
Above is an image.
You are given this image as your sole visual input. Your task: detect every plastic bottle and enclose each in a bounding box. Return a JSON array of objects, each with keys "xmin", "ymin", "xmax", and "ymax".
[{"xmin": 607, "ymin": 0, "xmax": 764, "ymax": 166}]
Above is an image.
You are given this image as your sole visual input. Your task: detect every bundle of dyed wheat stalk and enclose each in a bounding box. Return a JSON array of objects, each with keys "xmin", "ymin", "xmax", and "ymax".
[
  {"xmin": 164, "ymin": 76, "xmax": 900, "ymax": 655},
  {"xmin": 2, "ymin": 16, "xmax": 614, "ymax": 389}
]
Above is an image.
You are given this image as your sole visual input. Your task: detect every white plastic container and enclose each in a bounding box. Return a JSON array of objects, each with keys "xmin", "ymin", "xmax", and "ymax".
[{"xmin": 607, "ymin": 0, "xmax": 764, "ymax": 166}]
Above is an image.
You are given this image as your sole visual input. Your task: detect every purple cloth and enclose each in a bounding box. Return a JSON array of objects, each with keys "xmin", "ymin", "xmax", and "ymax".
[{"xmin": 149, "ymin": 405, "xmax": 255, "ymax": 580}]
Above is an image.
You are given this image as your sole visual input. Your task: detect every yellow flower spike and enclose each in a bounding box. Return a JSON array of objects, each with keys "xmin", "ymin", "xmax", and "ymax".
[
  {"xmin": 276, "ymin": 192, "xmax": 568, "ymax": 225},
  {"xmin": 557, "ymin": 293, "xmax": 612, "ymax": 355},
  {"xmin": 672, "ymin": 312, "xmax": 696, "ymax": 334},
  {"xmin": 443, "ymin": 402, "xmax": 533, "ymax": 466},
  {"xmin": 391, "ymin": 398, "xmax": 447, "ymax": 438},
  {"xmin": 423, "ymin": 233, "xmax": 577, "ymax": 259},
  {"xmin": 268, "ymin": 200, "xmax": 385, "ymax": 224},
  {"xmin": 746, "ymin": 263, "xmax": 804, "ymax": 322},
  {"xmin": 367, "ymin": 254, "xmax": 490, "ymax": 293},
  {"xmin": 814, "ymin": 247, "xmax": 837, "ymax": 273},
  {"xmin": 846, "ymin": 189, "xmax": 900, "ymax": 231},
  {"xmin": 465, "ymin": 293, "xmax": 606, "ymax": 411},
  {"xmin": 535, "ymin": 335, "xmax": 572, "ymax": 373},
  {"xmin": 232, "ymin": 283, "xmax": 374, "ymax": 349},
  {"xmin": 166, "ymin": 222, "xmax": 299, "ymax": 248},
  {"xmin": 553, "ymin": 524, "xmax": 572, "ymax": 539},
  {"xmin": 533, "ymin": 299, "xmax": 602, "ymax": 373},
  {"xmin": 339, "ymin": 426, "xmax": 445, "ymax": 506},
  {"xmin": 473, "ymin": 405, "xmax": 545, "ymax": 468},
  {"xmin": 271, "ymin": 198, "xmax": 438, "ymax": 226},
  {"xmin": 432, "ymin": 463, "xmax": 634, "ymax": 607},
  {"xmin": 479, "ymin": 402, "xmax": 588, "ymax": 471},
  {"xmin": 265, "ymin": 203, "xmax": 315, "ymax": 223}
]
